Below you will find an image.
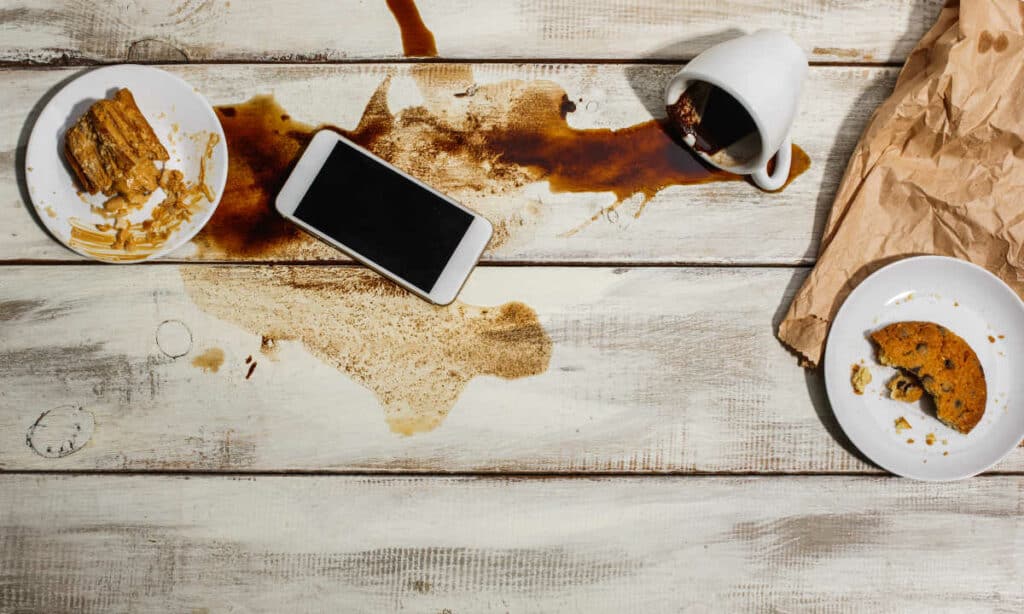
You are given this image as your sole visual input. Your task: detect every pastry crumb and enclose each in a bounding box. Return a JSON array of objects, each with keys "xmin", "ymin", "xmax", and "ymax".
[
  {"xmin": 851, "ymin": 364, "xmax": 872, "ymax": 395},
  {"xmin": 906, "ymin": 438, "xmax": 915, "ymax": 444},
  {"xmin": 895, "ymin": 416, "xmax": 912, "ymax": 433},
  {"xmin": 989, "ymin": 335, "xmax": 996, "ymax": 343},
  {"xmin": 943, "ymin": 451, "xmax": 949, "ymax": 456},
  {"xmin": 925, "ymin": 432, "xmax": 936, "ymax": 446}
]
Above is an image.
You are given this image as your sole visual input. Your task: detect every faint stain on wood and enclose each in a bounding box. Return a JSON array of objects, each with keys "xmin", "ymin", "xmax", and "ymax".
[
  {"xmin": 126, "ymin": 38, "xmax": 190, "ymax": 62},
  {"xmin": 0, "ymin": 299, "xmax": 45, "ymax": 321},
  {"xmin": 0, "ymin": 525, "xmax": 641, "ymax": 612},
  {"xmin": 0, "ymin": 342, "xmax": 138, "ymax": 405},
  {"xmin": 155, "ymin": 319, "xmax": 193, "ymax": 358},
  {"xmin": 732, "ymin": 513, "xmax": 882, "ymax": 563},
  {"xmin": 180, "ymin": 267, "xmax": 552, "ymax": 435},
  {"xmin": 191, "ymin": 347, "xmax": 225, "ymax": 373},
  {"xmin": 25, "ymin": 405, "xmax": 94, "ymax": 458}
]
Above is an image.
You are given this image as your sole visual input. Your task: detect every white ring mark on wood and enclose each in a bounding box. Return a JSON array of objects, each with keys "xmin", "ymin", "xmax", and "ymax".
[
  {"xmin": 26, "ymin": 405, "xmax": 95, "ymax": 459},
  {"xmin": 156, "ymin": 319, "xmax": 193, "ymax": 358}
]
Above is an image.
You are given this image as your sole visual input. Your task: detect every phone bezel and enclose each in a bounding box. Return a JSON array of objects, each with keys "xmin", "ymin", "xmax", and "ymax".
[{"xmin": 275, "ymin": 129, "xmax": 493, "ymax": 305}]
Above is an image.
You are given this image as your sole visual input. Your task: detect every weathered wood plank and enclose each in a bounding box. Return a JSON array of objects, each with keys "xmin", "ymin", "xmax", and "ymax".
[
  {"xmin": 0, "ymin": 0, "xmax": 942, "ymax": 64},
  {"xmin": 1, "ymin": 474, "xmax": 1021, "ymax": 612},
  {"xmin": 1, "ymin": 264, "xmax": 1021, "ymax": 473},
  {"xmin": 2, "ymin": 64, "xmax": 897, "ymax": 264}
]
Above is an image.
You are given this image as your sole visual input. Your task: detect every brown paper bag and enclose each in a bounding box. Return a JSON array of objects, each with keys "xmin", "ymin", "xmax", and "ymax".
[{"xmin": 779, "ymin": 0, "xmax": 1024, "ymax": 367}]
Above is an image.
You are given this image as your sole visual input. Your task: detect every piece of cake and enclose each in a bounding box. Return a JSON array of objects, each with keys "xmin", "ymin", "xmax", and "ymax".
[
  {"xmin": 871, "ymin": 321, "xmax": 986, "ymax": 434},
  {"xmin": 850, "ymin": 363, "xmax": 871, "ymax": 394},
  {"xmin": 887, "ymin": 373, "xmax": 924, "ymax": 403},
  {"xmin": 64, "ymin": 88, "xmax": 168, "ymax": 196}
]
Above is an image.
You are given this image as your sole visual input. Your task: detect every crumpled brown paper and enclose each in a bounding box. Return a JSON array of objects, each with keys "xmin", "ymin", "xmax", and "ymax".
[{"xmin": 779, "ymin": 0, "xmax": 1024, "ymax": 367}]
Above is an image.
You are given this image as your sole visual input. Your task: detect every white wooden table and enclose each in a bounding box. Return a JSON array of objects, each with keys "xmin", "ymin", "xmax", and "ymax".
[{"xmin": 2, "ymin": 1, "xmax": 1023, "ymax": 611}]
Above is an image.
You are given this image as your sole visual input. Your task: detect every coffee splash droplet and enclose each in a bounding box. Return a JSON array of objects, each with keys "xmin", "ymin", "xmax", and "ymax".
[
  {"xmin": 180, "ymin": 266, "xmax": 552, "ymax": 435},
  {"xmin": 197, "ymin": 74, "xmax": 809, "ymax": 259}
]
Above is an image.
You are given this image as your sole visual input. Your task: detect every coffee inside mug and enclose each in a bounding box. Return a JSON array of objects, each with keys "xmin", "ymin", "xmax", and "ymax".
[{"xmin": 667, "ymin": 81, "xmax": 762, "ymax": 170}]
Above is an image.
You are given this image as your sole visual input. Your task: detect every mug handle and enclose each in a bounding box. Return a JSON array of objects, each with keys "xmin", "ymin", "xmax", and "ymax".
[{"xmin": 751, "ymin": 135, "xmax": 791, "ymax": 191}]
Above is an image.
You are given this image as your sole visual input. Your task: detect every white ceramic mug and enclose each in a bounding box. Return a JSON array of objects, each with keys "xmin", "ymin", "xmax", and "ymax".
[{"xmin": 664, "ymin": 30, "xmax": 807, "ymax": 191}]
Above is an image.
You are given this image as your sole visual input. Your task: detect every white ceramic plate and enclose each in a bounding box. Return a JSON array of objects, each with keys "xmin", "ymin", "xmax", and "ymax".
[
  {"xmin": 25, "ymin": 65, "xmax": 228, "ymax": 262},
  {"xmin": 824, "ymin": 256, "xmax": 1024, "ymax": 480}
]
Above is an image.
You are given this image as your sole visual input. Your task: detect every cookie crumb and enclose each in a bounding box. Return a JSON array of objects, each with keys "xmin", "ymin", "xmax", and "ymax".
[
  {"xmin": 941, "ymin": 438, "xmax": 948, "ymax": 445},
  {"xmin": 906, "ymin": 438, "xmax": 915, "ymax": 444},
  {"xmin": 851, "ymin": 364, "xmax": 872, "ymax": 395},
  {"xmin": 925, "ymin": 432, "xmax": 936, "ymax": 446},
  {"xmin": 943, "ymin": 451, "xmax": 949, "ymax": 456},
  {"xmin": 887, "ymin": 373, "xmax": 923, "ymax": 403},
  {"xmin": 895, "ymin": 416, "xmax": 912, "ymax": 433},
  {"xmin": 988, "ymin": 335, "xmax": 996, "ymax": 343}
]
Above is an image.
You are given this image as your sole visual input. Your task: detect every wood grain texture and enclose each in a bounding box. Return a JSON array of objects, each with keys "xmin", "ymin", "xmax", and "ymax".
[
  {"xmin": 1, "ymin": 264, "xmax": 1021, "ymax": 473},
  {"xmin": 1, "ymin": 474, "xmax": 1022, "ymax": 612},
  {"xmin": 0, "ymin": 0, "xmax": 943, "ymax": 64},
  {"xmin": 3, "ymin": 64, "xmax": 897, "ymax": 264}
]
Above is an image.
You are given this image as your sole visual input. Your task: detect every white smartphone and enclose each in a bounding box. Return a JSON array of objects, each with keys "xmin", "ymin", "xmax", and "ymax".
[{"xmin": 275, "ymin": 130, "xmax": 493, "ymax": 305}]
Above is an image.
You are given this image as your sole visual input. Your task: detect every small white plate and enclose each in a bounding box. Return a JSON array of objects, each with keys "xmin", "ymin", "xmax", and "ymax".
[
  {"xmin": 25, "ymin": 65, "xmax": 227, "ymax": 262},
  {"xmin": 824, "ymin": 256, "xmax": 1024, "ymax": 480}
]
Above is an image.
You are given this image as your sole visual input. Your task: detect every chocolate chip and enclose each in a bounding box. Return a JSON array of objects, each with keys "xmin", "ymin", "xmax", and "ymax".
[
  {"xmin": 916, "ymin": 343, "xmax": 928, "ymax": 354},
  {"xmin": 944, "ymin": 358, "xmax": 955, "ymax": 369},
  {"xmin": 955, "ymin": 399, "xmax": 963, "ymax": 409}
]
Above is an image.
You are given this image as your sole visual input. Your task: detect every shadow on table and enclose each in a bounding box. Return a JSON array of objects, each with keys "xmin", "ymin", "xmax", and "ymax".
[
  {"xmin": 15, "ymin": 68, "xmax": 94, "ymax": 256},
  {"xmin": 770, "ymin": 267, "xmax": 876, "ymax": 468},
  {"xmin": 784, "ymin": 0, "xmax": 938, "ymax": 468},
  {"xmin": 622, "ymin": 29, "xmax": 743, "ymax": 120}
]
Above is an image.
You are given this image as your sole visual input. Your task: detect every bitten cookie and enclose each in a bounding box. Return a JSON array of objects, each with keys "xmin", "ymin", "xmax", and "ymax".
[{"xmin": 871, "ymin": 321, "xmax": 986, "ymax": 434}]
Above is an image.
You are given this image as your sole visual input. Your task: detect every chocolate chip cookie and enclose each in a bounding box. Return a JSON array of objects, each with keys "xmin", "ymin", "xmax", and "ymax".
[{"xmin": 871, "ymin": 321, "xmax": 986, "ymax": 434}]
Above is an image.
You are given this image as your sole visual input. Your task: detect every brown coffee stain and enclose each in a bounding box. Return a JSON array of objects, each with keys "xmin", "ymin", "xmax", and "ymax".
[
  {"xmin": 993, "ymin": 33, "xmax": 1008, "ymax": 53},
  {"xmin": 979, "ymin": 30, "xmax": 993, "ymax": 53},
  {"xmin": 197, "ymin": 73, "xmax": 809, "ymax": 258},
  {"xmin": 191, "ymin": 347, "xmax": 225, "ymax": 373},
  {"xmin": 385, "ymin": 0, "xmax": 438, "ymax": 57},
  {"xmin": 978, "ymin": 31, "xmax": 1008, "ymax": 54},
  {"xmin": 180, "ymin": 267, "xmax": 552, "ymax": 435}
]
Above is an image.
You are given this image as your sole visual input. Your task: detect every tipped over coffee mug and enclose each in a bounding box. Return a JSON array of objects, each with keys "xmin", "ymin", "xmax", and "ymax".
[{"xmin": 665, "ymin": 30, "xmax": 807, "ymax": 191}]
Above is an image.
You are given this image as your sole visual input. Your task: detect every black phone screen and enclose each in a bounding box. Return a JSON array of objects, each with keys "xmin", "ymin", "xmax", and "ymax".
[{"xmin": 292, "ymin": 140, "xmax": 474, "ymax": 292}]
